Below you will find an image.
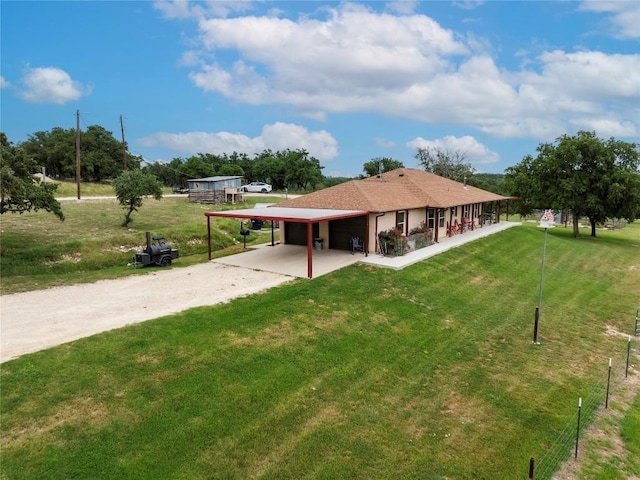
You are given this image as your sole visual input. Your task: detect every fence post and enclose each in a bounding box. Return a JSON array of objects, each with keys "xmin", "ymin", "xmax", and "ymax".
[
  {"xmin": 575, "ymin": 397, "xmax": 582, "ymax": 459},
  {"xmin": 528, "ymin": 457, "xmax": 535, "ymax": 479},
  {"xmin": 627, "ymin": 336, "xmax": 632, "ymax": 378},
  {"xmin": 605, "ymin": 358, "xmax": 612, "ymax": 409}
]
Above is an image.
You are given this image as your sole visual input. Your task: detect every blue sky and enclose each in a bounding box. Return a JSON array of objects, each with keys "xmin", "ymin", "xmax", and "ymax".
[{"xmin": 2, "ymin": 1, "xmax": 639, "ymax": 178}]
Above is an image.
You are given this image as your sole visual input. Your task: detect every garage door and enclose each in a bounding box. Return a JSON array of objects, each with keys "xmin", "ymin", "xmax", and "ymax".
[
  {"xmin": 285, "ymin": 222, "xmax": 319, "ymax": 246},
  {"xmin": 329, "ymin": 216, "xmax": 366, "ymax": 251}
]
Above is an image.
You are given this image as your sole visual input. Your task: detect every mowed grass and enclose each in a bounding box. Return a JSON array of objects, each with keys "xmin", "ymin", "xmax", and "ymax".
[
  {"xmin": 1, "ymin": 222, "xmax": 639, "ymax": 479},
  {"xmin": 0, "ymin": 195, "xmax": 279, "ymax": 294}
]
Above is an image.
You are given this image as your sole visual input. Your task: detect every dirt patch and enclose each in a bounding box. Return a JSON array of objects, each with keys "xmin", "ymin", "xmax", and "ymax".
[{"xmin": 0, "ymin": 262, "xmax": 293, "ymax": 363}]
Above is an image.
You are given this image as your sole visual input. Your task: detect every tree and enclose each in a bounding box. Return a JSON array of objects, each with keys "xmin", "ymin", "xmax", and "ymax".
[
  {"xmin": 142, "ymin": 158, "xmax": 184, "ymax": 188},
  {"xmin": 0, "ymin": 133, "xmax": 64, "ymax": 220},
  {"xmin": 177, "ymin": 156, "xmax": 215, "ymax": 181},
  {"xmin": 362, "ymin": 157, "xmax": 404, "ymax": 177},
  {"xmin": 415, "ymin": 147, "xmax": 475, "ymax": 181},
  {"xmin": 282, "ymin": 149, "xmax": 324, "ymax": 190},
  {"xmin": 19, "ymin": 125, "xmax": 133, "ymax": 182},
  {"xmin": 113, "ymin": 169, "xmax": 163, "ymax": 227},
  {"xmin": 504, "ymin": 131, "xmax": 640, "ymax": 237},
  {"xmin": 81, "ymin": 125, "xmax": 138, "ymax": 181}
]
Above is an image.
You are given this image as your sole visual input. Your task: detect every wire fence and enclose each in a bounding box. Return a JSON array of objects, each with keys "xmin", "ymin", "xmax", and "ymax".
[{"xmin": 529, "ymin": 335, "xmax": 638, "ymax": 479}]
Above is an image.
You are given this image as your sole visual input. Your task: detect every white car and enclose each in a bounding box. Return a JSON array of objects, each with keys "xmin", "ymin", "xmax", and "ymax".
[{"xmin": 242, "ymin": 182, "xmax": 272, "ymax": 193}]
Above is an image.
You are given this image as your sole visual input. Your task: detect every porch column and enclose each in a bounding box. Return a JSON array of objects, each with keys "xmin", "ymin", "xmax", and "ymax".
[
  {"xmin": 364, "ymin": 215, "xmax": 369, "ymax": 256},
  {"xmin": 306, "ymin": 222, "xmax": 313, "ymax": 279},
  {"xmin": 207, "ymin": 215, "xmax": 212, "ymax": 260}
]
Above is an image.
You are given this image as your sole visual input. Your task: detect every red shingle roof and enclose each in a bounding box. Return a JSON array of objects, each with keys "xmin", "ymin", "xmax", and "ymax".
[{"xmin": 277, "ymin": 168, "xmax": 508, "ymax": 212}]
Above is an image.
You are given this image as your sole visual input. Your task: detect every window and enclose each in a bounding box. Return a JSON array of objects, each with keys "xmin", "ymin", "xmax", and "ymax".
[
  {"xmin": 396, "ymin": 210, "xmax": 406, "ymax": 234},
  {"xmin": 450, "ymin": 206, "xmax": 458, "ymax": 217},
  {"xmin": 427, "ymin": 208, "xmax": 436, "ymax": 229},
  {"xmin": 439, "ymin": 209, "xmax": 446, "ymax": 228},
  {"xmin": 463, "ymin": 205, "xmax": 470, "ymax": 219},
  {"xmin": 472, "ymin": 203, "xmax": 479, "ymax": 219}
]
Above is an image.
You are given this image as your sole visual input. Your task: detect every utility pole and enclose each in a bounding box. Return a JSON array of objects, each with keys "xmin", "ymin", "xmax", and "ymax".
[
  {"xmin": 120, "ymin": 114, "xmax": 127, "ymax": 170},
  {"xmin": 76, "ymin": 110, "xmax": 81, "ymax": 199}
]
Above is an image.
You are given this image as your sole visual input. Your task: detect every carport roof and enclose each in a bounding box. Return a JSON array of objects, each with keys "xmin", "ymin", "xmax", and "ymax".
[{"xmin": 205, "ymin": 206, "xmax": 369, "ymax": 222}]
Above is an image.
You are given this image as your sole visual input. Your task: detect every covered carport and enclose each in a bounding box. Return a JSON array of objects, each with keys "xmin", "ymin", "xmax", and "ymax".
[{"xmin": 205, "ymin": 207, "xmax": 369, "ymax": 279}]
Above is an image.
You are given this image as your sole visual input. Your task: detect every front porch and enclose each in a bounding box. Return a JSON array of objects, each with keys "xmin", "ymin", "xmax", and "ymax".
[{"xmin": 212, "ymin": 221, "xmax": 521, "ymax": 278}]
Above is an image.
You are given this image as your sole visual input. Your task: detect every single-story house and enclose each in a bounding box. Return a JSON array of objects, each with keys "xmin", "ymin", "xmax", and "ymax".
[
  {"xmin": 188, "ymin": 176, "xmax": 244, "ymax": 204},
  {"xmin": 205, "ymin": 168, "xmax": 514, "ymax": 277}
]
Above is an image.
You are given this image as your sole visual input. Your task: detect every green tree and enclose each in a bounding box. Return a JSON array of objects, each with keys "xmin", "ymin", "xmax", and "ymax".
[
  {"xmin": 0, "ymin": 133, "xmax": 64, "ymax": 220},
  {"xmin": 504, "ymin": 131, "xmax": 640, "ymax": 237},
  {"xmin": 253, "ymin": 150, "xmax": 286, "ymax": 189},
  {"xmin": 282, "ymin": 149, "xmax": 324, "ymax": 190},
  {"xmin": 21, "ymin": 127, "xmax": 76, "ymax": 179},
  {"xmin": 217, "ymin": 163, "xmax": 244, "ymax": 176},
  {"xmin": 81, "ymin": 125, "xmax": 138, "ymax": 181},
  {"xmin": 113, "ymin": 169, "xmax": 163, "ymax": 227},
  {"xmin": 20, "ymin": 125, "xmax": 133, "ymax": 182},
  {"xmin": 362, "ymin": 157, "xmax": 404, "ymax": 177},
  {"xmin": 465, "ymin": 173, "xmax": 505, "ymax": 195},
  {"xmin": 178, "ymin": 156, "xmax": 215, "ymax": 181},
  {"xmin": 415, "ymin": 147, "xmax": 475, "ymax": 181},
  {"xmin": 142, "ymin": 158, "xmax": 184, "ymax": 188}
]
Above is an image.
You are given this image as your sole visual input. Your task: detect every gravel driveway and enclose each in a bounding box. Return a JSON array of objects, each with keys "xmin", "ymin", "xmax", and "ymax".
[{"xmin": 0, "ymin": 263, "xmax": 292, "ymax": 363}]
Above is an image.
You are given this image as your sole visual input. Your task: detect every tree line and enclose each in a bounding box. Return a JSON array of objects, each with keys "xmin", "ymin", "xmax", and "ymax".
[
  {"xmin": 8, "ymin": 125, "xmax": 326, "ymax": 191},
  {"xmin": 2, "ymin": 126, "xmax": 638, "ymax": 236}
]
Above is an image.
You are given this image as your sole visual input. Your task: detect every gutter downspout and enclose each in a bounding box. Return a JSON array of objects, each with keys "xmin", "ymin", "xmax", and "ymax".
[{"xmin": 374, "ymin": 212, "xmax": 385, "ymax": 253}]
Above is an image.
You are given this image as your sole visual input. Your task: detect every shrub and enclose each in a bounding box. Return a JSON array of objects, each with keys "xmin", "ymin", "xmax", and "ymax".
[{"xmin": 378, "ymin": 227, "xmax": 407, "ymax": 256}]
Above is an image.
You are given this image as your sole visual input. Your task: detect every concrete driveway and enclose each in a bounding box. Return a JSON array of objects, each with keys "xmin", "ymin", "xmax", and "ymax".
[{"xmin": 213, "ymin": 243, "xmax": 363, "ymax": 278}]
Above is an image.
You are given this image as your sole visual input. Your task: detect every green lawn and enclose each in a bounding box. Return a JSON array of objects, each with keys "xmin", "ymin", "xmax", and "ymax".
[
  {"xmin": 1, "ymin": 222, "xmax": 639, "ymax": 479},
  {"xmin": 0, "ymin": 195, "xmax": 279, "ymax": 294}
]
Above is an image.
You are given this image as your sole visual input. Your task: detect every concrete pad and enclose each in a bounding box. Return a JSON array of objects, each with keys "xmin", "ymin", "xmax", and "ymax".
[
  {"xmin": 361, "ymin": 222, "xmax": 521, "ymax": 269},
  {"xmin": 214, "ymin": 222, "xmax": 521, "ymax": 277},
  {"xmin": 212, "ymin": 243, "xmax": 363, "ymax": 278}
]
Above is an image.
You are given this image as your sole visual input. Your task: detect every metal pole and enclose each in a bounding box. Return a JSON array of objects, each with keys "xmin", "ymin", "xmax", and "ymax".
[
  {"xmin": 528, "ymin": 457, "xmax": 535, "ymax": 479},
  {"xmin": 605, "ymin": 358, "xmax": 612, "ymax": 409},
  {"xmin": 627, "ymin": 336, "xmax": 632, "ymax": 378},
  {"xmin": 575, "ymin": 397, "xmax": 582, "ymax": 459},
  {"xmin": 538, "ymin": 227, "xmax": 548, "ymax": 311},
  {"xmin": 534, "ymin": 227, "xmax": 547, "ymax": 343},
  {"xmin": 207, "ymin": 216, "xmax": 211, "ymax": 260}
]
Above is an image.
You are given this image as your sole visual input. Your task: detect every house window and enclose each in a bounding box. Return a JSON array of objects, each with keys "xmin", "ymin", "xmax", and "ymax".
[
  {"xmin": 472, "ymin": 203, "xmax": 479, "ymax": 219},
  {"xmin": 396, "ymin": 210, "xmax": 406, "ymax": 234},
  {"xmin": 427, "ymin": 208, "xmax": 436, "ymax": 229},
  {"xmin": 439, "ymin": 209, "xmax": 446, "ymax": 228},
  {"xmin": 450, "ymin": 206, "xmax": 458, "ymax": 218},
  {"xmin": 463, "ymin": 205, "xmax": 470, "ymax": 219}
]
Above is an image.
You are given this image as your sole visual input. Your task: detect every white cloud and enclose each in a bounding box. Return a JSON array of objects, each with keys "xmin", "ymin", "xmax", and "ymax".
[
  {"xmin": 154, "ymin": 0, "xmax": 253, "ymax": 20},
  {"xmin": 453, "ymin": 1, "xmax": 485, "ymax": 10},
  {"xmin": 0, "ymin": 76, "xmax": 10, "ymax": 88},
  {"xmin": 579, "ymin": 1, "xmax": 640, "ymax": 39},
  {"xmin": 137, "ymin": 122, "xmax": 338, "ymax": 161},
  {"xmin": 375, "ymin": 137, "xmax": 396, "ymax": 148},
  {"xmin": 190, "ymin": 4, "xmax": 467, "ymax": 111},
  {"xmin": 406, "ymin": 135, "xmax": 500, "ymax": 167},
  {"xmin": 16, "ymin": 67, "xmax": 91, "ymax": 104},
  {"xmin": 163, "ymin": 3, "xmax": 639, "ymax": 143},
  {"xmin": 385, "ymin": 1, "xmax": 419, "ymax": 15}
]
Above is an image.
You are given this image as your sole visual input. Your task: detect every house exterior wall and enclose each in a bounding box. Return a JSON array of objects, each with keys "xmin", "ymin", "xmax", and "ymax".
[
  {"xmin": 189, "ymin": 190, "xmax": 226, "ymax": 204},
  {"xmin": 318, "ymin": 221, "xmax": 330, "ymax": 248},
  {"xmin": 407, "ymin": 208, "xmax": 427, "ymax": 233}
]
